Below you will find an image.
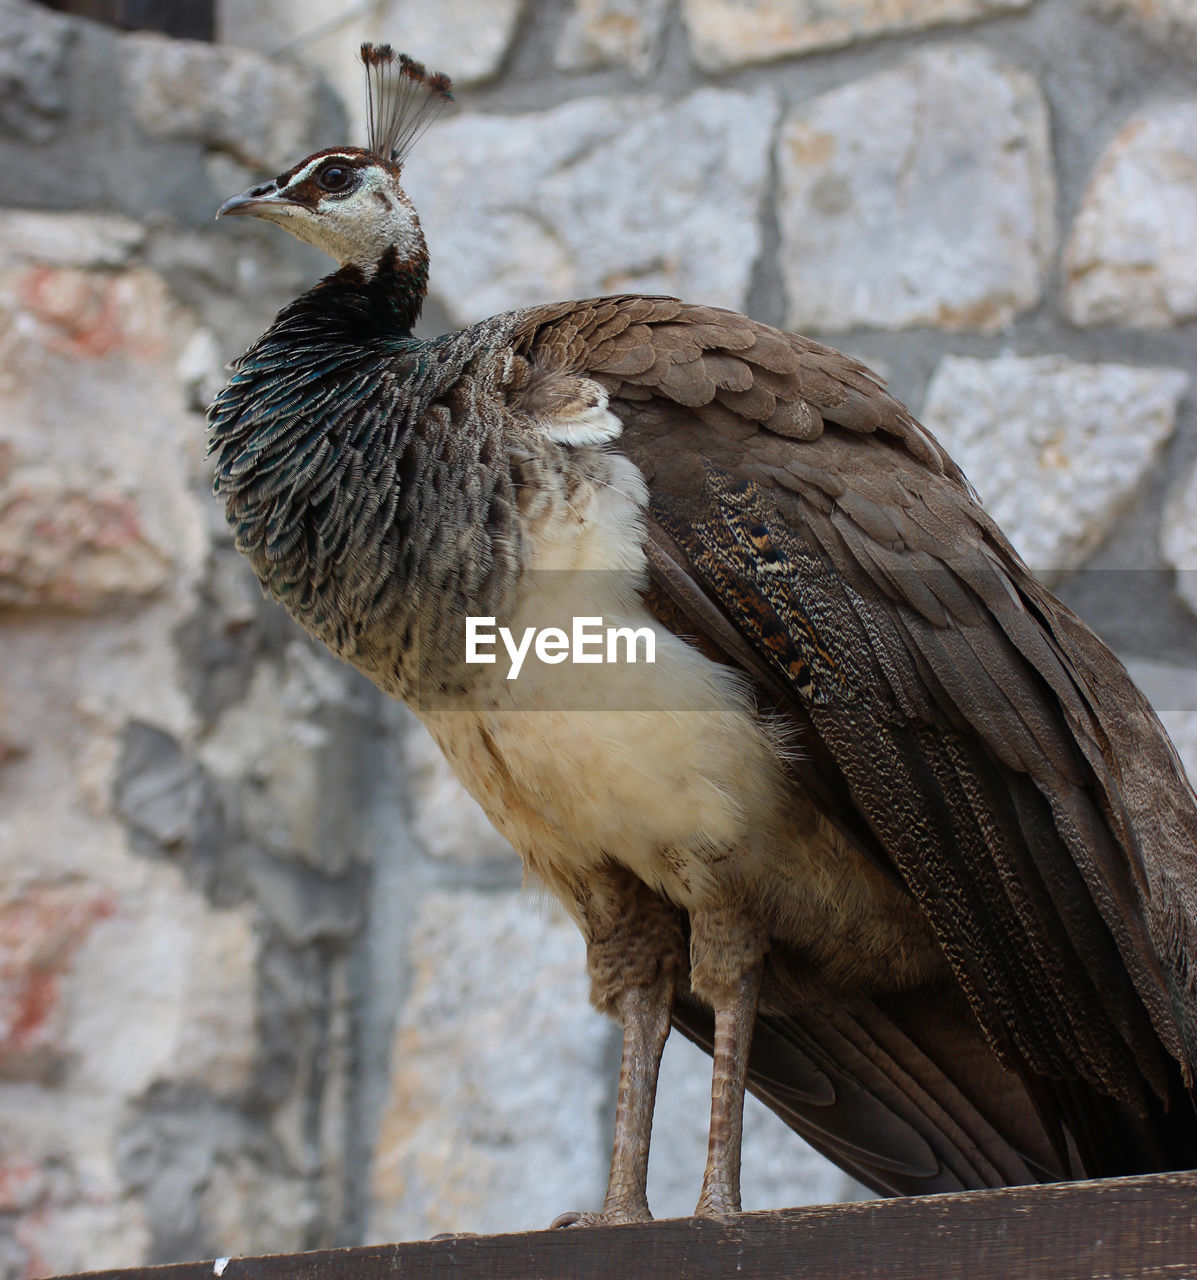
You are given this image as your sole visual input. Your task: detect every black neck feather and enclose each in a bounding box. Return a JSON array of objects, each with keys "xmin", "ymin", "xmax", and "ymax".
[
  {"xmin": 306, "ymin": 244, "xmax": 429, "ymax": 340},
  {"xmin": 208, "ymin": 261, "xmax": 523, "ymax": 695}
]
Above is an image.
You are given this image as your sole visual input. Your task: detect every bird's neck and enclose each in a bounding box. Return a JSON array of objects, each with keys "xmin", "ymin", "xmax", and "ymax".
[{"xmin": 330, "ymin": 243, "xmax": 429, "ymax": 338}]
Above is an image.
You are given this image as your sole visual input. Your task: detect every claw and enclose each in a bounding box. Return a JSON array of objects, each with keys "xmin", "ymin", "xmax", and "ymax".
[{"xmin": 550, "ymin": 1208, "xmax": 649, "ymax": 1228}]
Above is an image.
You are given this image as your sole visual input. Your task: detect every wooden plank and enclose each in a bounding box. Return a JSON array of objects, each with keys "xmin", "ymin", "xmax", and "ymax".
[{"xmin": 51, "ymin": 1171, "xmax": 1197, "ymax": 1280}]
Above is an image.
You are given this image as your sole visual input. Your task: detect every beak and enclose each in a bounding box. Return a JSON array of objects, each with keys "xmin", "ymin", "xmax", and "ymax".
[{"xmin": 215, "ymin": 181, "xmax": 291, "ymax": 220}]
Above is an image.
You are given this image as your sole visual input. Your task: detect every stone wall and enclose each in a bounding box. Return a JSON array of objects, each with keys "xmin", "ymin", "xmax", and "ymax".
[{"xmin": 0, "ymin": 0, "xmax": 1194, "ymax": 1273}]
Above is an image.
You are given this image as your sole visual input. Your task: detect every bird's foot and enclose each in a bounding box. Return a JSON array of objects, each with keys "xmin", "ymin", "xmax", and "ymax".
[{"xmin": 550, "ymin": 1202, "xmax": 651, "ymax": 1228}]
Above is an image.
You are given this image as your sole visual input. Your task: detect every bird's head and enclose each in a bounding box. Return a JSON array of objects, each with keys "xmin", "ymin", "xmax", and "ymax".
[
  {"xmin": 216, "ymin": 45, "xmax": 452, "ymax": 278},
  {"xmin": 216, "ymin": 145, "xmax": 426, "ymax": 272}
]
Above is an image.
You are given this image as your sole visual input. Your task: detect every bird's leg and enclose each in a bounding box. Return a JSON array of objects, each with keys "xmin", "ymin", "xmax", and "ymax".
[
  {"xmin": 553, "ymin": 867, "xmax": 686, "ymax": 1228},
  {"xmin": 690, "ymin": 906, "xmax": 766, "ymax": 1219},
  {"xmin": 694, "ymin": 965, "xmax": 762, "ymax": 1217},
  {"xmin": 596, "ymin": 965, "xmax": 676, "ymax": 1223}
]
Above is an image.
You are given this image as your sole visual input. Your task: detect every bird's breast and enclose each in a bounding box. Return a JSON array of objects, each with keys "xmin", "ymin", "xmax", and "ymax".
[
  {"xmin": 418, "ymin": 435, "xmax": 790, "ymax": 909},
  {"xmin": 419, "ymin": 643, "xmax": 791, "ymax": 913}
]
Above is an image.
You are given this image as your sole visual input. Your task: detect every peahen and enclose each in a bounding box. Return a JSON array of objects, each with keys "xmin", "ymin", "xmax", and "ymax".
[{"xmin": 209, "ymin": 44, "xmax": 1197, "ymax": 1223}]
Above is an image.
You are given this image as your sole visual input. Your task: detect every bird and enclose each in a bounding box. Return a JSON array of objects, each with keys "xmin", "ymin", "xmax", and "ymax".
[{"xmin": 210, "ymin": 44, "xmax": 1197, "ymax": 1224}]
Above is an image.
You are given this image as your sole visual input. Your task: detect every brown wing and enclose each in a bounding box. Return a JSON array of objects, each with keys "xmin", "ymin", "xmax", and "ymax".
[{"xmin": 513, "ymin": 296, "xmax": 1197, "ymax": 1176}]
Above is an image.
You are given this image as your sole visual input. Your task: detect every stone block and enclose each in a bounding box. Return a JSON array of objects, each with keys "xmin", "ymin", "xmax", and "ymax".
[
  {"xmin": 215, "ymin": 0, "xmax": 364, "ymax": 52},
  {"xmin": 0, "ymin": 254, "xmax": 181, "ymax": 601},
  {"xmin": 0, "ymin": 1089, "xmax": 150, "ymax": 1278},
  {"xmin": 777, "ymin": 45, "xmax": 1054, "ymax": 333},
  {"xmin": 116, "ymin": 1083, "xmax": 310, "ymax": 1261},
  {"xmin": 921, "ymin": 355, "xmax": 1188, "ymax": 578},
  {"xmin": 0, "ymin": 242, "xmax": 208, "ymax": 612},
  {"xmin": 243, "ymin": 850, "xmax": 368, "ymax": 947},
  {"xmin": 175, "ymin": 326, "xmax": 226, "ymax": 413},
  {"xmin": 369, "ymin": 889, "xmax": 609, "ymax": 1239},
  {"xmin": 1097, "ymin": 0, "xmax": 1197, "ymax": 56},
  {"xmin": 6, "ymin": 263, "xmax": 171, "ymax": 363},
  {"xmin": 0, "ymin": 610, "xmax": 203, "ymax": 903},
  {"xmin": 0, "ymin": 211, "xmax": 144, "ymax": 272},
  {"xmin": 0, "ymin": 882, "xmax": 116, "ymax": 1083},
  {"xmin": 217, "ymin": 0, "xmax": 521, "ymax": 154},
  {"xmin": 197, "ymin": 641, "xmax": 373, "ymax": 877},
  {"xmin": 0, "ymin": 484, "xmax": 169, "ymax": 610},
  {"xmin": 122, "ymin": 34, "xmax": 335, "ymax": 171},
  {"xmin": 112, "ymin": 720, "xmax": 251, "ymax": 908},
  {"xmin": 682, "ymin": 0, "xmax": 1034, "ymax": 70},
  {"xmin": 1162, "ymin": 464, "xmax": 1197, "ymax": 618},
  {"xmin": 1064, "ymin": 101, "xmax": 1197, "ymax": 328},
  {"xmin": 378, "ymin": 0, "xmax": 524, "ymax": 87},
  {"xmin": 11, "ymin": 1198, "xmax": 150, "ymax": 1280},
  {"xmin": 403, "ymin": 89, "xmax": 777, "ymax": 327},
  {"xmin": 63, "ymin": 869, "xmax": 257, "ymax": 1097},
  {"xmin": 556, "ymin": 0, "xmax": 671, "ymax": 75},
  {"xmin": 0, "ymin": 0, "xmax": 73, "ymax": 142}
]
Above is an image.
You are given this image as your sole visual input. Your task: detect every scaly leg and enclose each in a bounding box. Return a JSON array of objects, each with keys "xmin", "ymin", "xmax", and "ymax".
[
  {"xmin": 694, "ymin": 965, "xmax": 762, "ymax": 1217},
  {"xmin": 687, "ymin": 899, "xmax": 766, "ymax": 1220},
  {"xmin": 554, "ymin": 868, "xmax": 685, "ymax": 1227},
  {"xmin": 555, "ymin": 966, "xmax": 675, "ymax": 1226}
]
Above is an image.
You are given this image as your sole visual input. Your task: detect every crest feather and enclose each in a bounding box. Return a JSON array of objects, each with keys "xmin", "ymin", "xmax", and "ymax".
[{"xmin": 360, "ymin": 43, "xmax": 454, "ymax": 167}]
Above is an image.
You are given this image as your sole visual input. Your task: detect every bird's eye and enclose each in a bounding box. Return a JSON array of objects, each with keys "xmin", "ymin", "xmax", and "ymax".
[{"xmin": 318, "ymin": 164, "xmax": 353, "ymax": 192}]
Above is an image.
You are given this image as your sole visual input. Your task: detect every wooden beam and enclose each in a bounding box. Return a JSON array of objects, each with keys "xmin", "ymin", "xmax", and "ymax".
[{"xmin": 54, "ymin": 1171, "xmax": 1197, "ymax": 1280}]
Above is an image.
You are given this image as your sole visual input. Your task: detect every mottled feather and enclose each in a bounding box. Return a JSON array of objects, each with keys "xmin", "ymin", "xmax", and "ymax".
[{"xmin": 508, "ymin": 294, "xmax": 1197, "ymax": 1171}]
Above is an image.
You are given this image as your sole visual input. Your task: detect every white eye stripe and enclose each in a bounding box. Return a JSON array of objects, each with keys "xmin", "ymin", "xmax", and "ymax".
[{"xmin": 284, "ymin": 154, "xmax": 360, "ymax": 190}]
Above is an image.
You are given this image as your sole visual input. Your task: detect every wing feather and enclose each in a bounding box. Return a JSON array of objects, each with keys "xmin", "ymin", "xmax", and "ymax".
[{"xmin": 511, "ymin": 295, "xmax": 1197, "ymax": 1174}]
